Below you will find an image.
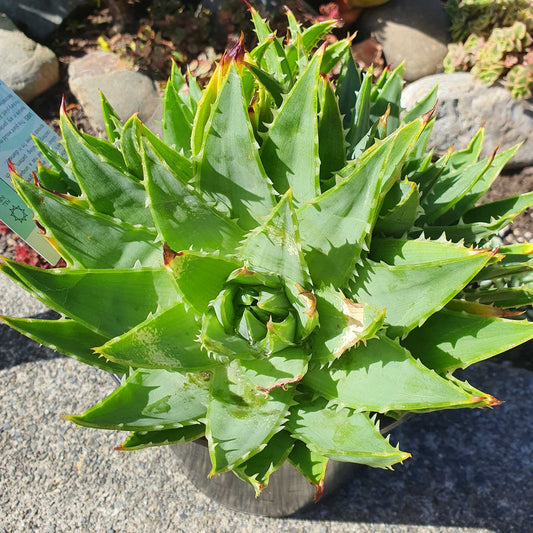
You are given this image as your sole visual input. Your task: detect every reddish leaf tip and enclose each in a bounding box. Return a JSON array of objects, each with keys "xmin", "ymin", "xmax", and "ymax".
[
  {"xmin": 60, "ymin": 95, "xmax": 67, "ymax": 115},
  {"xmin": 295, "ymin": 283, "xmax": 317, "ymax": 318},
  {"xmin": 237, "ymin": 265, "xmax": 255, "ymax": 276},
  {"xmin": 224, "ymin": 32, "xmax": 246, "ymax": 66},
  {"xmin": 163, "ymin": 243, "xmax": 183, "ymax": 266},
  {"xmin": 313, "ymin": 478, "xmax": 325, "ymax": 503},
  {"xmin": 471, "ymin": 395, "xmax": 504, "ymax": 407},
  {"xmin": 421, "ymin": 101, "xmax": 438, "ymax": 124},
  {"xmin": 34, "ymin": 219, "xmax": 47, "ymax": 235},
  {"xmin": 7, "ymin": 159, "xmax": 16, "ymax": 174}
]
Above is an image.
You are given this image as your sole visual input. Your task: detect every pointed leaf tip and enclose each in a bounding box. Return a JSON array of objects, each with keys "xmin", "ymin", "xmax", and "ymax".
[
  {"xmin": 313, "ymin": 478, "xmax": 325, "ymax": 503},
  {"xmin": 7, "ymin": 159, "xmax": 16, "ymax": 174},
  {"xmin": 295, "ymin": 283, "xmax": 317, "ymax": 318},
  {"xmin": 421, "ymin": 102, "xmax": 437, "ymax": 124},
  {"xmin": 471, "ymin": 395, "xmax": 504, "ymax": 407},
  {"xmin": 223, "ymin": 33, "xmax": 246, "ymax": 66},
  {"xmin": 163, "ymin": 242, "xmax": 184, "ymax": 266},
  {"xmin": 60, "ymin": 95, "xmax": 67, "ymax": 115}
]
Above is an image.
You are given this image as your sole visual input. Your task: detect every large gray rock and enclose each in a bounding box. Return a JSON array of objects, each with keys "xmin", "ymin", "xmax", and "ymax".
[
  {"xmin": 68, "ymin": 51, "xmax": 162, "ymax": 136},
  {"xmin": 0, "ymin": 13, "xmax": 59, "ymax": 102},
  {"xmin": 0, "ymin": 0, "xmax": 89, "ymax": 40},
  {"xmin": 357, "ymin": 0, "xmax": 450, "ymax": 82},
  {"xmin": 401, "ymin": 72, "xmax": 533, "ymax": 169}
]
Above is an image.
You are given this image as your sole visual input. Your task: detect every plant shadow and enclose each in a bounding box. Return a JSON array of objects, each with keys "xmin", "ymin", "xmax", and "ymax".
[
  {"xmin": 0, "ymin": 310, "xmax": 61, "ymax": 370},
  {"xmin": 293, "ymin": 359, "xmax": 532, "ymax": 533}
]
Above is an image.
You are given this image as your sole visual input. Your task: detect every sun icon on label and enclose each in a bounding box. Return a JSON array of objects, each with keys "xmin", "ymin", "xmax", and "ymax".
[{"xmin": 10, "ymin": 205, "xmax": 28, "ymax": 223}]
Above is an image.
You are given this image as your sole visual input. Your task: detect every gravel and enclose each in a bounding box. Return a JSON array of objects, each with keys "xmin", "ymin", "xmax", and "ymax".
[{"xmin": 1, "ymin": 278, "xmax": 532, "ymax": 533}]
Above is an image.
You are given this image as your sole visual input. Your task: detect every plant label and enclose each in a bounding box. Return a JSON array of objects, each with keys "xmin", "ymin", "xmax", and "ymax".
[{"xmin": 0, "ymin": 79, "xmax": 62, "ymax": 265}]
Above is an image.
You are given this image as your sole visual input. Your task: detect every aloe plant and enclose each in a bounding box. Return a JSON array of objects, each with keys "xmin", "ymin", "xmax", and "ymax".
[{"xmin": 2, "ymin": 8, "xmax": 533, "ymax": 499}]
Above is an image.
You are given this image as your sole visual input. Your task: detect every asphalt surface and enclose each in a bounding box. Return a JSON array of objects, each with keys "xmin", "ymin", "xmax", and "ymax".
[{"xmin": 1, "ymin": 275, "xmax": 531, "ymax": 533}]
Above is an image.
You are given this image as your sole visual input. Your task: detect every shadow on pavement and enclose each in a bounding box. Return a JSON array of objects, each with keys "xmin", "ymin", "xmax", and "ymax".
[
  {"xmin": 0, "ymin": 310, "xmax": 62, "ymax": 370},
  {"xmin": 293, "ymin": 362, "xmax": 531, "ymax": 533}
]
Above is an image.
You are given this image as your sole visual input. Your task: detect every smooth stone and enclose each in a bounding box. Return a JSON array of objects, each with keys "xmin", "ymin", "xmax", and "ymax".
[
  {"xmin": 0, "ymin": 0, "xmax": 89, "ymax": 40},
  {"xmin": 68, "ymin": 51, "xmax": 162, "ymax": 136},
  {"xmin": 401, "ymin": 72, "xmax": 533, "ymax": 169},
  {"xmin": 0, "ymin": 13, "xmax": 59, "ymax": 102},
  {"xmin": 356, "ymin": 0, "xmax": 450, "ymax": 82}
]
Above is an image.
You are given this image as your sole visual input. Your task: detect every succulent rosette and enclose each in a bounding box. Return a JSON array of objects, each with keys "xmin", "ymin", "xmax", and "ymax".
[{"xmin": 2, "ymin": 7, "xmax": 533, "ymax": 498}]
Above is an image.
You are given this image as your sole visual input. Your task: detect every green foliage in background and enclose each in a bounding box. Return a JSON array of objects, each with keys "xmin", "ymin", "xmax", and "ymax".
[{"xmin": 444, "ymin": 0, "xmax": 533, "ymax": 99}]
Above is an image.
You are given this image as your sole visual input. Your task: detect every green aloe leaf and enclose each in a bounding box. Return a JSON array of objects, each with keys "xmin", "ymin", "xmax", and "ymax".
[
  {"xmin": 199, "ymin": 310, "xmax": 259, "ymax": 362},
  {"xmin": 233, "ymin": 430, "xmax": 295, "ymax": 496},
  {"xmin": 244, "ymin": 61, "xmax": 285, "ymax": 107},
  {"xmin": 374, "ymin": 180, "xmax": 420, "ymax": 237},
  {"xmin": 311, "ymin": 286, "xmax": 385, "ymax": 364},
  {"xmin": 321, "ymin": 39, "xmax": 351, "ymax": 75},
  {"xmin": 284, "ymin": 280, "xmax": 319, "ymax": 340},
  {"xmin": 96, "ymin": 302, "xmax": 218, "ymax": 371},
  {"xmin": 402, "ymin": 301, "xmax": 533, "ymax": 373},
  {"xmin": 197, "ymin": 65, "xmax": 276, "ymax": 230},
  {"xmin": 0, "ymin": 260, "xmax": 178, "ymax": 337},
  {"xmin": 462, "ymin": 191, "xmax": 533, "ymax": 225},
  {"xmin": 474, "ymin": 247, "xmax": 533, "ymax": 281},
  {"xmin": 11, "ymin": 171, "xmax": 160, "ymax": 269},
  {"xmin": 165, "ymin": 251, "xmax": 240, "ymax": 313},
  {"xmin": 347, "ymin": 68, "xmax": 373, "ymax": 156},
  {"xmin": 418, "ymin": 127, "xmax": 485, "ymax": 218},
  {"xmin": 117, "ymin": 424, "xmax": 205, "ymax": 451},
  {"xmin": 162, "ymin": 61, "xmax": 193, "ymax": 156},
  {"xmin": 422, "ymin": 191, "xmax": 533, "ymax": 244},
  {"xmin": 191, "ymin": 62, "xmax": 224, "ymax": 156},
  {"xmin": 60, "ymin": 110, "xmax": 153, "ymax": 228},
  {"xmin": 287, "ymin": 396, "xmax": 410, "ymax": 468},
  {"xmin": 142, "ymin": 136, "xmax": 244, "ymax": 256},
  {"xmin": 350, "ymin": 239, "xmax": 493, "ymax": 336},
  {"xmin": 299, "ymin": 119, "xmax": 425, "ymax": 288},
  {"xmin": 288, "ymin": 439, "xmax": 328, "ymax": 500},
  {"xmin": 0, "ymin": 316, "xmax": 126, "ymax": 375},
  {"xmin": 462, "ymin": 286, "xmax": 533, "ymax": 308},
  {"xmin": 141, "ymin": 125, "xmax": 193, "ymax": 182},
  {"xmin": 336, "ymin": 47, "xmax": 361, "ymax": 131},
  {"xmin": 240, "ymin": 190, "xmax": 310, "ymax": 287},
  {"xmin": 206, "ymin": 361, "xmax": 293, "ymax": 474},
  {"xmin": 318, "ymin": 77, "xmax": 346, "ymax": 182},
  {"xmin": 67, "ymin": 368, "xmax": 210, "ymax": 431},
  {"xmin": 303, "ymin": 336, "xmax": 487, "ymax": 412},
  {"xmin": 32, "ymin": 137, "xmax": 80, "ymax": 196},
  {"xmin": 99, "ymin": 90, "xmax": 122, "ymax": 143},
  {"xmin": 36, "ymin": 162, "xmax": 76, "ymax": 198},
  {"xmin": 239, "ymin": 347, "xmax": 310, "ymax": 393},
  {"xmin": 301, "ymin": 19, "xmax": 337, "ymax": 52},
  {"xmin": 249, "ymin": 7, "xmax": 284, "ymax": 82},
  {"xmin": 257, "ymin": 313, "xmax": 297, "ymax": 354},
  {"xmin": 120, "ymin": 115, "xmax": 144, "ymax": 180},
  {"xmin": 420, "ymin": 156, "xmax": 491, "ymax": 224},
  {"xmin": 437, "ymin": 144, "xmax": 520, "ymax": 224},
  {"xmin": 402, "ymin": 84, "xmax": 438, "ymax": 123},
  {"xmin": 298, "ymin": 145, "xmax": 386, "ymax": 288},
  {"xmin": 260, "ymin": 50, "xmax": 322, "ymax": 203},
  {"xmin": 370, "ymin": 63, "xmax": 404, "ymax": 136}
]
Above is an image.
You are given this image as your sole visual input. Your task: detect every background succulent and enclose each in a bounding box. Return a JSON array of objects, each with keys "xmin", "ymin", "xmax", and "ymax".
[
  {"xmin": 444, "ymin": 0, "xmax": 533, "ymax": 99},
  {"xmin": 2, "ymin": 7, "xmax": 533, "ymax": 498}
]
